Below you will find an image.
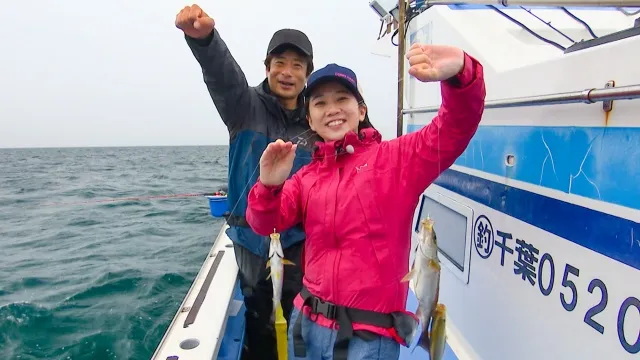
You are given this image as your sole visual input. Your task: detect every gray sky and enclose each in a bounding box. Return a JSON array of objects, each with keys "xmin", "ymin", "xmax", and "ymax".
[{"xmin": 0, "ymin": 0, "xmax": 398, "ymax": 148}]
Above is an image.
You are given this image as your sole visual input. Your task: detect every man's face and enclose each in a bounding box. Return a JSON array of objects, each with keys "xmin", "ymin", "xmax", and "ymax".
[{"xmin": 266, "ymin": 49, "xmax": 308, "ymax": 101}]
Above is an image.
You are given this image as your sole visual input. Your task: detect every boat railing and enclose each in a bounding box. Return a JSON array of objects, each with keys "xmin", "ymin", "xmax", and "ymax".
[
  {"xmin": 420, "ymin": 0, "xmax": 640, "ymax": 7},
  {"xmin": 370, "ymin": 0, "xmax": 640, "ymax": 23},
  {"xmin": 403, "ymin": 83, "xmax": 640, "ymax": 114},
  {"xmin": 371, "ymin": 0, "xmax": 640, "ymax": 129}
]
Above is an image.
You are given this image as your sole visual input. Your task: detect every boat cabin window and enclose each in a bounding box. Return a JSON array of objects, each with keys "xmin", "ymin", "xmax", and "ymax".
[{"xmin": 414, "ymin": 190, "xmax": 473, "ymax": 283}]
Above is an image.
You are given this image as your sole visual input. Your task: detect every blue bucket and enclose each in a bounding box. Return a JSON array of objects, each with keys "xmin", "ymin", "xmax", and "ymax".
[{"xmin": 207, "ymin": 195, "xmax": 229, "ymax": 218}]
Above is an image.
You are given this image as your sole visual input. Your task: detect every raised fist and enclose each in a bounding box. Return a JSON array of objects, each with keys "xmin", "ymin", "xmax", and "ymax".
[
  {"xmin": 406, "ymin": 43, "xmax": 465, "ymax": 83},
  {"xmin": 175, "ymin": 4, "xmax": 215, "ymax": 39}
]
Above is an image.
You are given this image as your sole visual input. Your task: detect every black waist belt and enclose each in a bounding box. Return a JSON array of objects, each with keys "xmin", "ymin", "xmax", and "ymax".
[
  {"xmin": 223, "ymin": 212, "xmax": 250, "ymax": 227},
  {"xmin": 293, "ymin": 286, "xmax": 415, "ymax": 360}
]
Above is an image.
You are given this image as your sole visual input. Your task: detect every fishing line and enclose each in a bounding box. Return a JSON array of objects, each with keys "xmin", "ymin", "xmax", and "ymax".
[
  {"xmin": 221, "ymin": 122, "xmax": 399, "ymax": 236},
  {"xmin": 43, "ymin": 115, "xmax": 443, "ymax": 216},
  {"xmin": 42, "ymin": 128, "xmax": 347, "ymax": 219},
  {"xmin": 397, "ymin": 76, "xmax": 442, "ymax": 176},
  {"xmin": 40, "ymin": 128, "xmax": 323, "ymax": 209},
  {"xmin": 222, "ymin": 127, "xmax": 354, "ymax": 223}
]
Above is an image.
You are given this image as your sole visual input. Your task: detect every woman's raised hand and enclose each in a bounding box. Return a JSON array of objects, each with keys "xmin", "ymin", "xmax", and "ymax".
[
  {"xmin": 259, "ymin": 139, "xmax": 297, "ymax": 186},
  {"xmin": 406, "ymin": 43, "xmax": 465, "ymax": 83}
]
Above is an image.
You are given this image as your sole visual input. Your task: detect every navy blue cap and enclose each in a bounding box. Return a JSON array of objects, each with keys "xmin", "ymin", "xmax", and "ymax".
[{"xmin": 304, "ymin": 64, "xmax": 362, "ymax": 101}]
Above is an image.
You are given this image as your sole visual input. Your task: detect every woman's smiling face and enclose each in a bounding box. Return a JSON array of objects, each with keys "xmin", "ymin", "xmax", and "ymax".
[{"xmin": 307, "ymin": 81, "xmax": 366, "ymax": 142}]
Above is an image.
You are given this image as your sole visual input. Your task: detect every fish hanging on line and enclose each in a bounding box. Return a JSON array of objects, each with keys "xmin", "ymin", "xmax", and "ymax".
[
  {"xmin": 401, "ymin": 216, "xmax": 446, "ymax": 358},
  {"xmin": 266, "ymin": 229, "xmax": 296, "ymax": 322}
]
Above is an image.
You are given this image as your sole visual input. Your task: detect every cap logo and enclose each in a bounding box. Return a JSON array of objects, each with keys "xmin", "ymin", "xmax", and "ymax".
[{"xmin": 334, "ymin": 72, "xmax": 356, "ymax": 85}]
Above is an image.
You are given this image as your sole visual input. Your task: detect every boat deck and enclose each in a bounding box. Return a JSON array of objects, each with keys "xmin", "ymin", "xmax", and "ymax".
[{"xmin": 216, "ymin": 281, "xmax": 245, "ymax": 360}]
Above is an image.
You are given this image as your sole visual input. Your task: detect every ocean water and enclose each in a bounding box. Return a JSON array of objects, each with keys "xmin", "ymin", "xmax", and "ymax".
[{"xmin": 0, "ymin": 146, "xmax": 230, "ymax": 359}]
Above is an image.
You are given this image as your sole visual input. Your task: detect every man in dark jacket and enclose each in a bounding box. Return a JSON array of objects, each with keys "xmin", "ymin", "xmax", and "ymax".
[{"xmin": 175, "ymin": 4, "xmax": 315, "ymax": 360}]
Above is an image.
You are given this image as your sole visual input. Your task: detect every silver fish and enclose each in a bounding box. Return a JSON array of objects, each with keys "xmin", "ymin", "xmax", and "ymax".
[
  {"xmin": 401, "ymin": 216, "xmax": 441, "ymax": 351},
  {"xmin": 266, "ymin": 231, "xmax": 295, "ymax": 321}
]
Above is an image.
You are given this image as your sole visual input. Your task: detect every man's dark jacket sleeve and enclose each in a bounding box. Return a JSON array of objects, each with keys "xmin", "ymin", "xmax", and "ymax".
[{"xmin": 185, "ymin": 28, "xmax": 254, "ymax": 131}]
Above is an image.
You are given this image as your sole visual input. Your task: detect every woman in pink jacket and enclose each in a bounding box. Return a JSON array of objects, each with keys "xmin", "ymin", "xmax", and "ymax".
[{"xmin": 246, "ymin": 42, "xmax": 486, "ymax": 360}]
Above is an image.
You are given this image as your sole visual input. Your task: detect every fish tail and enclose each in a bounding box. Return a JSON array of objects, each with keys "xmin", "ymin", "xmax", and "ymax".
[
  {"xmin": 409, "ymin": 329, "xmax": 431, "ymax": 355},
  {"xmin": 418, "ymin": 330, "xmax": 431, "ymax": 352},
  {"xmin": 270, "ymin": 301, "xmax": 277, "ymax": 324},
  {"xmin": 272, "ymin": 299, "xmax": 277, "ymax": 318}
]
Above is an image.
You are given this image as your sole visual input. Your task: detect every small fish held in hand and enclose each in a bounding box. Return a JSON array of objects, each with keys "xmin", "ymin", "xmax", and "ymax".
[
  {"xmin": 266, "ymin": 230, "xmax": 295, "ymax": 321},
  {"xmin": 401, "ymin": 216, "xmax": 442, "ymax": 352}
]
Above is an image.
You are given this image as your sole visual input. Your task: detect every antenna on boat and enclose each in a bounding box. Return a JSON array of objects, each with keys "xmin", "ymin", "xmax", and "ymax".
[{"xmin": 396, "ymin": 0, "xmax": 407, "ymax": 138}]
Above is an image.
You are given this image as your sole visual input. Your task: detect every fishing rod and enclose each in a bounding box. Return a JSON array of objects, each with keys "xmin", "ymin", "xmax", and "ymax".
[
  {"xmin": 397, "ymin": 0, "xmax": 408, "ymax": 138},
  {"xmin": 43, "ymin": 191, "xmax": 226, "ymax": 207}
]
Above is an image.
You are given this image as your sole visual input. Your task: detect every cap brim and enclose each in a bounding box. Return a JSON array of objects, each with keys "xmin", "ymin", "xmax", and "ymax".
[
  {"xmin": 304, "ymin": 75, "xmax": 361, "ymax": 100},
  {"xmin": 268, "ymin": 43, "xmax": 312, "ymax": 57}
]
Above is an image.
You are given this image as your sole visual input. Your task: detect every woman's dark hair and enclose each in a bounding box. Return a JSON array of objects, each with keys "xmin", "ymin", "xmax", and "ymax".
[{"xmin": 357, "ymin": 103, "xmax": 375, "ymax": 132}]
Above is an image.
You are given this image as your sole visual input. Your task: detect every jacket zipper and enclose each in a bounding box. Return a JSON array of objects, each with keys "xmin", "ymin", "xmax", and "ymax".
[{"xmin": 331, "ymin": 165, "xmax": 343, "ymax": 308}]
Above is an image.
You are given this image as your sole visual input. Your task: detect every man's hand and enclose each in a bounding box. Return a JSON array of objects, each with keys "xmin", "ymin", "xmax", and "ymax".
[
  {"xmin": 175, "ymin": 4, "xmax": 215, "ymax": 39},
  {"xmin": 406, "ymin": 43, "xmax": 465, "ymax": 83},
  {"xmin": 259, "ymin": 140, "xmax": 297, "ymax": 187}
]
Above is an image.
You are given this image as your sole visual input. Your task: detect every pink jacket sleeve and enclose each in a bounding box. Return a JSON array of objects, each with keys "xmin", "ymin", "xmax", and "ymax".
[
  {"xmin": 390, "ymin": 52, "xmax": 486, "ymax": 195},
  {"xmin": 246, "ymin": 174, "xmax": 303, "ymax": 236}
]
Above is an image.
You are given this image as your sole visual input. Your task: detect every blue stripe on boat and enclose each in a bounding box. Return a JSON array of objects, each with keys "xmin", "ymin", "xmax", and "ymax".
[
  {"xmin": 430, "ymin": 167, "xmax": 640, "ymax": 271},
  {"xmin": 407, "ymin": 124, "xmax": 640, "ymax": 211}
]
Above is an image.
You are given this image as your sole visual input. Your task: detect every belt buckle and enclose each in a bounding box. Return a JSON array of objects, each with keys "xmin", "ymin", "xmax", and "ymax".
[{"xmin": 312, "ymin": 298, "xmax": 337, "ymax": 320}]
